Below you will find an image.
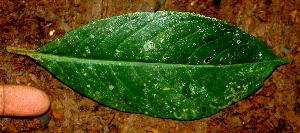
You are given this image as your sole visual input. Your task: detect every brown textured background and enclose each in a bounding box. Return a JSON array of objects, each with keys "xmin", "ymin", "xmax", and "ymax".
[{"xmin": 1, "ymin": 0, "xmax": 299, "ymax": 132}]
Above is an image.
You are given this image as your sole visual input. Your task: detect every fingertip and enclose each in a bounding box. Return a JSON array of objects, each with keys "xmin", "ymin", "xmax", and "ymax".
[{"xmin": 0, "ymin": 84, "xmax": 50, "ymax": 117}]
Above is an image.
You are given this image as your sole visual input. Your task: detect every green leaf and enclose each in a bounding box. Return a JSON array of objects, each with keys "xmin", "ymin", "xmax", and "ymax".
[{"xmin": 7, "ymin": 11, "xmax": 289, "ymax": 120}]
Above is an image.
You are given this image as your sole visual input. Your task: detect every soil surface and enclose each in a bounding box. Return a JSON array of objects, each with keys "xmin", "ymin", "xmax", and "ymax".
[{"xmin": 1, "ymin": 0, "xmax": 299, "ymax": 132}]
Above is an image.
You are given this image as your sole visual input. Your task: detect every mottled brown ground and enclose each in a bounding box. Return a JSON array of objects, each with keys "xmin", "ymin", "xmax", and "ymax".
[{"xmin": 1, "ymin": 0, "xmax": 299, "ymax": 132}]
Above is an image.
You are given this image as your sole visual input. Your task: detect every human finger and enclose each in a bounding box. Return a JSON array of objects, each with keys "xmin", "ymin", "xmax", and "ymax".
[{"xmin": 0, "ymin": 84, "xmax": 50, "ymax": 117}]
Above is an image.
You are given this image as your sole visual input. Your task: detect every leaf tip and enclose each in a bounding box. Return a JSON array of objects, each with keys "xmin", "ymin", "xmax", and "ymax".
[{"xmin": 282, "ymin": 58, "xmax": 291, "ymax": 64}]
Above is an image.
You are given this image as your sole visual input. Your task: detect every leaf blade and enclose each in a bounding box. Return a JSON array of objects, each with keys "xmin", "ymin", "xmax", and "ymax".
[
  {"xmin": 7, "ymin": 11, "xmax": 290, "ymax": 120},
  {"xmin": 35, "ymin": 11, "xmax": 286, "ymax": 65},
  {"xmin": 30, "ymin": 53, "xmax": 286, "ymax": 120}
]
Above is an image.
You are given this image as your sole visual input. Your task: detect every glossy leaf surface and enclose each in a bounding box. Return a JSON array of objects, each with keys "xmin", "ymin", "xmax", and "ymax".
[{"xmin": 7, "ymin": 11, "xmax": 289, "ymax": 120}]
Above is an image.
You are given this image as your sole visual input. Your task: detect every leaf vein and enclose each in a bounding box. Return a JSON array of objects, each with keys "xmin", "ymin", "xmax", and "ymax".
[
  {"xmin": 187, "ymin": 35, "xmax": 231, "ymax": 64},
  {"xmin": 70, "ymin": 62, "xmax": 90, "ymax": 88},
  {"xmin": 91, "ymin": 16, "xmax": 144, "ymax": 55},
  {"xmin": 53, "ymin": 62, "xmax": 72, "ymax": 82},
  {"xmin": 107, "ymin": 64, "xmax": 131, "ymax": 108},
  {"xmin": 76, "ymin": 21, "xmax": 109, "ymax": 52},
  {"xmin": 132, "ymin": 66, "xmax": 166, "ymax": 99},
  {"xmin": 113, "ymin": 19, "xmax": 155, "ymax": 54},
  {"xmin": 88, "ymin": 65, "xmax": 119, "ymax": 102},
  {"xmin": 160, "ymin": 23, "xmax": 206, "ymax": 63}
]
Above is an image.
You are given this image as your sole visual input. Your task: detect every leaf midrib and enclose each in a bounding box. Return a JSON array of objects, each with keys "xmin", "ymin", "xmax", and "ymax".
[{"xmin": 31, "ymin": 52, "xmax": 288, "ymax": 67}]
